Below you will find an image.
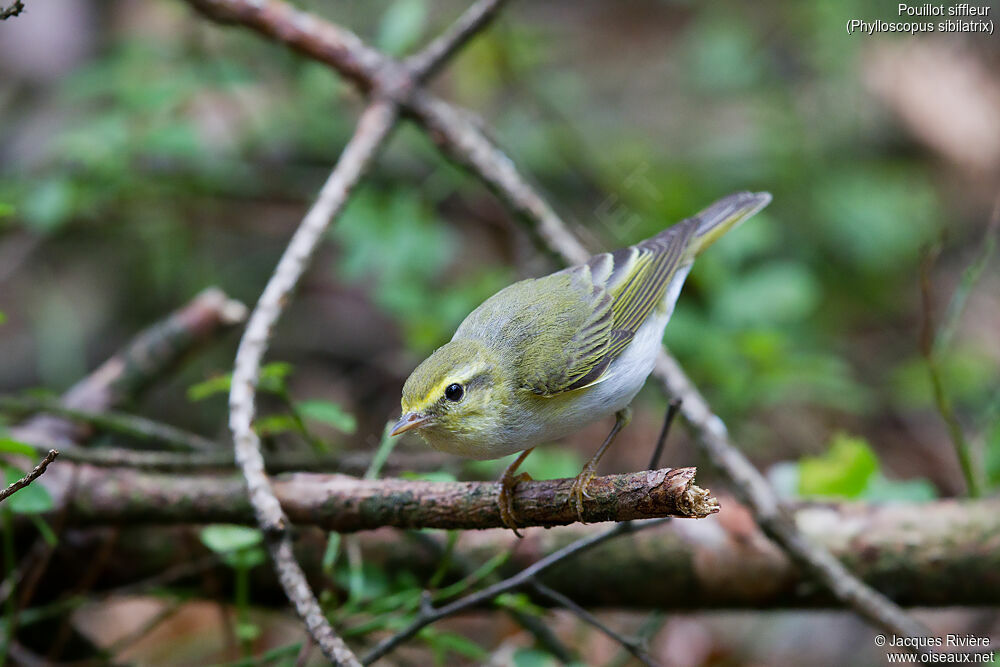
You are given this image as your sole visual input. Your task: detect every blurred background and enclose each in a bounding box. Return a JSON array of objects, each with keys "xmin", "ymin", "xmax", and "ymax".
[{"xmin": 1, "ymin": 0, "xmax": 999, "ymax": 664}]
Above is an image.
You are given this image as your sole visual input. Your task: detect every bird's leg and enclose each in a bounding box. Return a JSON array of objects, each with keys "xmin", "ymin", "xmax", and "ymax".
[
  {"xmin": 567, "ymin": 407, "xmax": 632, "ymax": 523},
  {"xmin": 498, "ymin": 447, "xmax": 535, "ymax": 537}
]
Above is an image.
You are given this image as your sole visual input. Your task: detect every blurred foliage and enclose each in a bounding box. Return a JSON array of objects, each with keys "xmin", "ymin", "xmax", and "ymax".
[{"xmin": 773, "ymin": 432, "xmax": 937, "ymax": 502}]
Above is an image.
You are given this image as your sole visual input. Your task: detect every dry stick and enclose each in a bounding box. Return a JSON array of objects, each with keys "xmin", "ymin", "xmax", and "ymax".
[
  {"xmin": 404, "ymin": 0, "xmax": 508, "ymax": 81},
  {"xmin": 228, "ymin": 100, "xmax": 398, "ymax": 667},
  {"xmin": 179, "ymin": 0, "xmax": 928, "ymax": 645},
  {"xmin": 361, "ymin": 519, "xmax": 667, "ymax": 665},
  {"xmin": 648, "ymin": 398, "xmax": 682, "ymax": 471},
  {"xmin": 0, "ymin": 450, "xmax": 59, "ymax": 505},
  {"xmin": 58, "ymin": 466, "xmax": 717, "ymax": 530},
  {"xmin": 0, "ymin": 1, "xmax": 24, "ymax": 20}
]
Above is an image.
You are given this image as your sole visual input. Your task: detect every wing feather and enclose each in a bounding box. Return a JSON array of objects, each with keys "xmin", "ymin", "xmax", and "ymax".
[{"xmin": 455, "ymin": 191, "xmax": 771, "ymax": 397}]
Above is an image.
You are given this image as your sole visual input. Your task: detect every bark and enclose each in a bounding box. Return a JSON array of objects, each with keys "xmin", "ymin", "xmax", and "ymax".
[{"xmin": 54, "ymin": 466, "xmax": 718, "ymax": 531}]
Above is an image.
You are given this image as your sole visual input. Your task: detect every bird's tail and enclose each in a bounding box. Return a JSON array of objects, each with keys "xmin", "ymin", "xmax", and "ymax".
[{"xmin": 681, "ymin": 191, "xmax": 772, "ymax": 258}]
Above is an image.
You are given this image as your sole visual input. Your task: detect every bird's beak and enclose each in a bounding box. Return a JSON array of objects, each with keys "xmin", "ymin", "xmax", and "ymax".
[{"xmin": 390, "ymin": 412, "xmax": 432, "ymax": 436}]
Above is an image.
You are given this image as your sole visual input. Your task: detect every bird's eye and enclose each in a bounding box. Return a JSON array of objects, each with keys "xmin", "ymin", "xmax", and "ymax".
[{"xmin": 444, "ymin": 383, "xmax": 464, "ymax": 402}]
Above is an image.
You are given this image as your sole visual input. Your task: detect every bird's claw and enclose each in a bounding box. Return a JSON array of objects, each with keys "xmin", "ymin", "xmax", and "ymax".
[
  {"xmin": 567, "ymin": 465, "xmax": 597, "ymax": 524},
  {"xmin": 498, "ymin": 471, "xmax": 532, "ymax": 537}
]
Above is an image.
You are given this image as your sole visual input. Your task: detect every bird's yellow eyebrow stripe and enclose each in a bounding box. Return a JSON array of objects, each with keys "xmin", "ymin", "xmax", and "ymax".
[{"xmin": 404, "ymin": 367, "xmax": 480, "ymax": 412}]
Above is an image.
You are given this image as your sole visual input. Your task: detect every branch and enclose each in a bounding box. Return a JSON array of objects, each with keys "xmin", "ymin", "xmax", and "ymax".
[
  {"xmin": 53, "ymin": 466, "xmax": 716, "ymax": 530},
  {"xmin": 404, "ymin": 0, "xmax": 507, "ymax": 82},
  {"xmin": 33, "ymin": 498, "xmax": 1000, "ymax": 610},
  {"xmin": 14, "ymin": 440, "xmax": 449, "ymax": 475},
  {"xmin": 0, "ymin": 1, "xmax": 24, "ymax": 20},
  {"xmin": 0, "ymin": 450, "xmax": 59, "ymax": 505},
  {"xmin": 228, "ymin": 100, "xmax": 397, "ymax": 666}
]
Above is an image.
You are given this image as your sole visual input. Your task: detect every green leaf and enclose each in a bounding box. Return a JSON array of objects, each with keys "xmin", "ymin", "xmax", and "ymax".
[
  {"xmin": 30, "ymin": 514, "xmax": 59, "ymax": 546},
  {"xmin": 494, "ymin": 592, "xmax": 546, "ymax": 616},
  {"xmin": 225, "ymin": 546, "xmax": 266, "ymax": 570},
  {"xmin": 0, "ymin": 438, "xmax": 40, "ymax": 458},
  {"xmin": 187, "ymin": 363, "xmax": 294, "ymax": 402},
  {"xmin": 0, "ymin": 311, "xmax": 6, "ymax": 325},
  {"xmin": 187, "ymin": 374, "xmax": 231, "ymax": 402},
  {"xmin": 1, "ymin": 464, "xmax": 55, "ymax": 514},
  {"xmin": 254, "ymin": 414, "xmax": 299, "ymax": 436},
  {"xmin": 322, "ymin": 533, "xmax": 341, "ymax": 575},
  {"xmin": 798, "ymin": 433, "xmax": 879, "ymax": 499},
  {"xmin": 296, "ymin": 400, "xmax": 357, "ymax": 434},
  {"xmin": 399, "ymin": 470, "xmax": 457, "ymax": 483},
  {"xmin": 236, "ymin": 622, "xmax": 261, "ymax": 642},
  {"xmin": 0, "ymin": 202, "xmax": 15, "ymax": 218},
  {"xmin": 200, "ymin": 524, "xmax": 263, "ymax": 554}
]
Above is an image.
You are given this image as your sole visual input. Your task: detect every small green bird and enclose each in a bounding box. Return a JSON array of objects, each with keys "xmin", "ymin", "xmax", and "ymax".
[{"xmin": 391, "ymin": 191, "xmax": 771, "ymax": 531}]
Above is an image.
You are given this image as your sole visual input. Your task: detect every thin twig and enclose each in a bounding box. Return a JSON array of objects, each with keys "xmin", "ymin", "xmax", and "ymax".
[
  {"xmin": 0, "ymin": 450, "xmax": 59, "ymax": 504},
  {"xmin": 228, "ymin": 100, "xmax": 398, "ymax": 666},
  {"xmin": 0, "ymin": 1, "xmax": 24, "ymax": 20},
  {"xmin": 648, "ymin": 398, "xmax": 682, "ymax": 470},
  {"xmin": 0, "ymin": 396, "xmax": 218, "ymax": 452},
  {"xmin": 13, "ymin": 436, "xmax": 450, "ymax": 474},
  {"xmin": 362, "ymin": 520, "xmax": 666, "ymax": 665},
  {"xmin": 529, "ymin": 580, "xmax": 659, "ymax": 667},
  {"xmin": 404, "ymin": 0, "xmax": 508, "ymax": 81},
  {"xmin": 920, "ymin": 245, "xmax": 980, "ymax": 497},
  {"xmin": 935, "ymin": 196, "xmax": 1000, "ymax": 353}
]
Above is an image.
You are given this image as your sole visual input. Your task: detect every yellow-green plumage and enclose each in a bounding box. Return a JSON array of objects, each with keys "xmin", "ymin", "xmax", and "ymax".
[{"xmin": 395, "ymin": 191, "xmax": 771, "ymax": 461}]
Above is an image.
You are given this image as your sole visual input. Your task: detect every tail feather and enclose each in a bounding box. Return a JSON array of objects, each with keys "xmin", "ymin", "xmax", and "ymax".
[{"xmin": 678, "ymin": 191, "xmax": 772, "ymax": 258}]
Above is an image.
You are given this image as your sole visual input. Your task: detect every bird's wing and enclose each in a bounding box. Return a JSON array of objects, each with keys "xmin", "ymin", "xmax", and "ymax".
[{"xmin": 456, "ymin": 192, "xmax": 770, "ymax": 397}]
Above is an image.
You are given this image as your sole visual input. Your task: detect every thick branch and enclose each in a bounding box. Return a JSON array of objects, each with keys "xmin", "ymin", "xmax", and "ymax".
[
  {"xmin": 34, "ymin": 498, "xmax": 1000, "ymax": 610},
  {"xmin": 55, "ymin": 466, "xmax": 716, "ymax": 530},
  {"xmin": 185, "ymin": 0, "xmax": 387, "ymax": 92}
]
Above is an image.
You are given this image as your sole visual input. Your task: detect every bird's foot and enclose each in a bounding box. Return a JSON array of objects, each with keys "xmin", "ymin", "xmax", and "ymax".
[
  {"xmin": 498, "ymin": 471, "xmax": 533, "ymax": 537},
  {"xmin": 566, "ymin": 463, "xmax": 598, "ymax": 524}
]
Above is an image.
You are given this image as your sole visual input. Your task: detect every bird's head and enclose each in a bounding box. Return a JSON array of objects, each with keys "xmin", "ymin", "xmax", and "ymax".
[{"xmin": 392, "ymin": 339, "xmax": 505, "ymax": 457}]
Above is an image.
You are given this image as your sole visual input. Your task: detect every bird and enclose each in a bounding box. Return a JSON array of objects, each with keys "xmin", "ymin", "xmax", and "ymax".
[{"xmin": 391, "ymin": 191, "xmax": 771, "ymax": 532}]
